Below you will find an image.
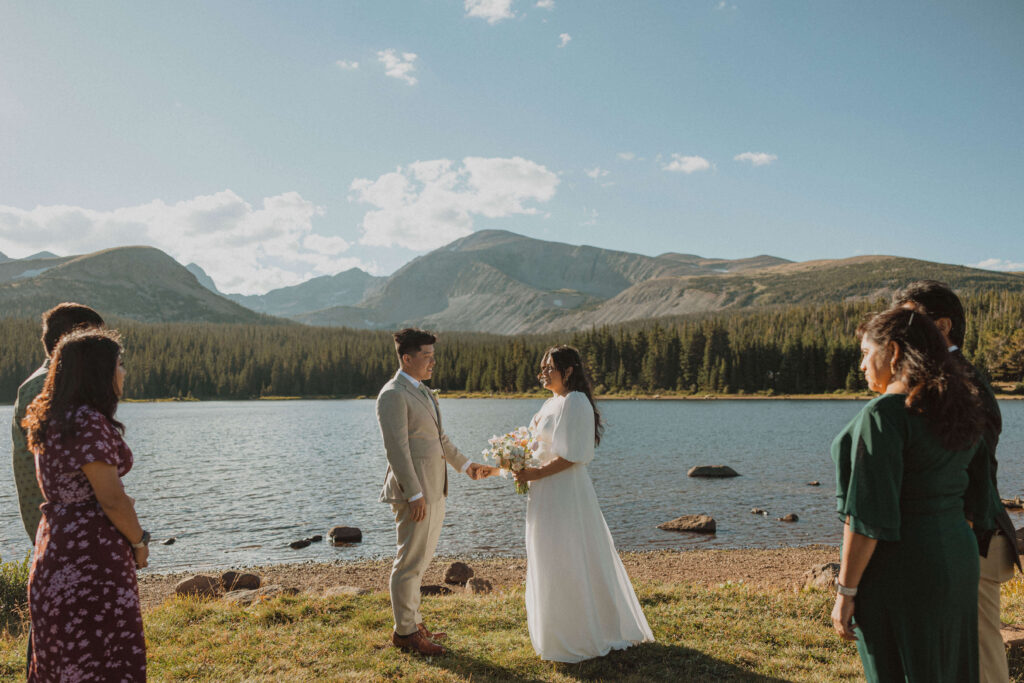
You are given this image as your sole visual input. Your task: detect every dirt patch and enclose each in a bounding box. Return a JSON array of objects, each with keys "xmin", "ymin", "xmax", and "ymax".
[{"xmin": 138, "ymin": 545, "xmax": 839, "ymax": 611}]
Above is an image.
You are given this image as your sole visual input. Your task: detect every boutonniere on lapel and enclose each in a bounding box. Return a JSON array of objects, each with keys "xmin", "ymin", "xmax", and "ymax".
[{"xmin": 430, "ymin": 388, "xmax": 440, "ymax": 396}]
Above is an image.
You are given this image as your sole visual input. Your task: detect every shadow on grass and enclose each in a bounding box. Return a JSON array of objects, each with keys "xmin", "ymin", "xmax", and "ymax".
[
  {"xmin": 431, "ymin": 641, "xmax": 792, "ymax": 682},
  {"xmin": 1007, "ymin": 648, "xmax": 1024, "ymax": 682}
]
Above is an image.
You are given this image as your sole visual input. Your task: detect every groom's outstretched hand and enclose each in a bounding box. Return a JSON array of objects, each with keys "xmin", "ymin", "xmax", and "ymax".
[
  {"xmin": 408, "ymin": 497, "xmax": 427, "ymax": 522},
  {"xmin": 466, "ymin": 464, "xmax": 498, "ymax": 480}
]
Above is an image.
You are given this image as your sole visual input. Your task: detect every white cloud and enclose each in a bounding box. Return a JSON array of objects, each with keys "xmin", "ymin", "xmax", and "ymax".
[
  {"xmin": 662, "ymin": 154, "xmax": 711, "ymax": 174},
  {"xmin": 617, "ymin": 152, "xmax": 635, "ymax": 161},
  {"xmin": 581, "ymin": 208, "xmax": 598, "ymax": 226},
  {"xmin": 584, "ymin": 167, "xmax": 610, "ymax": 179},
  {"xmin": 969, "ymin": 258, "xmax": 1024, "ymax": 272},
  {"xmin": 335, "ymin": 60, "xmax": 359, "ymax": 70},
  {"xmin": 558, "ymin": 33, "xmax": 572, "ymax": 48},
  {"xmin": 536, "ymin": 0, "xmax": 555, "ymax": 8},
  {"xmin": 0, "ymin": 191, "xmax": 372, "ymax": 294},
  {"xmin": 465, "ymin": 0, "xmax": 514, "ymax": 24},
  {"xmin": 350, "ymin": 156, "xmax": 560, "ymax": 251},
  {"xmin": 715, "ymin": 1, "xmax": 737, "ymax": 10},
  {"xmin": 734, "ymin": 152, "xmax": 778, "ymax": 166},
  {"xmin": 377, "ymin": 49, "xmax": 418, "ymax": 85}
]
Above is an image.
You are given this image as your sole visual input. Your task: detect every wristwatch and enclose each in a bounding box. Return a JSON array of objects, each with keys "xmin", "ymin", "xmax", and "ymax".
[{"xmin": 131, "ymin": 530, "xmax": 151, "ymax": 549}]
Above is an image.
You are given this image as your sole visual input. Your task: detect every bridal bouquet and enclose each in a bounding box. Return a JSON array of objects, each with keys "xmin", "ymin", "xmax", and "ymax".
[{"xmin": 481, "ymin": 426, "xmax": 540, "ymax": 494}]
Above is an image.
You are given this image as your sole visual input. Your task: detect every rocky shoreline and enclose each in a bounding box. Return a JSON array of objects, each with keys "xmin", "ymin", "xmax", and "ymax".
[{"xmin": 136, "ymin": 545, "xmax": 841, "ymax": 611}]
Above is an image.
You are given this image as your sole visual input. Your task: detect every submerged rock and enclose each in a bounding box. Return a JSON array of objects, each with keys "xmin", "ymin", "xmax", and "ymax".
[
  {"xmin": 778, "ymin": 513, "xmax": 799, "ymax": 522},
  {"xmin": 329, "ymin": 526, "xmax": 363, "ymax": 544},
  {"xmin": 289, "ymin": 539, "xmax": 312, "ymax": 549},
  {"xmin": 687, "ymin": 465, "xmax": 739, "ymax": 478},
  {"xmin": 657, "ymin": 514, "xmax": 716, "ymax": 534}
]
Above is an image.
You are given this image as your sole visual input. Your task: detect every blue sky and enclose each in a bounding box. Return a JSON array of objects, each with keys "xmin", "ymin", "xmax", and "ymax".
[{"xmin": 1, "ymin": 1, "xmax": 1022, "ymax": 294}]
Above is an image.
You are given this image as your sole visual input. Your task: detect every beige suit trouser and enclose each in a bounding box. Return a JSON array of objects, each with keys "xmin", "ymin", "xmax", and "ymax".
[
  {"xmin": 390, "ymin": 497, "xmax": 446, "ymax": 635},
  {"xmin": 979, "ymin": 532, "xmax": 1015, "ymax": 683}
]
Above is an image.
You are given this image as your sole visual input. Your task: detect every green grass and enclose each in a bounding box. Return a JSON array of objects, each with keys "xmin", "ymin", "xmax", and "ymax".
[
  {"xmin": 0, "ymin": 554, "xmax": 29, "ymax": 635},
  {"xmin": 1, "ymin": 580, "xmax": 865, "ymax": 682},
  {"xmin": 3, "ymin": 576, "xmax": 1024, "ymax": 681}
]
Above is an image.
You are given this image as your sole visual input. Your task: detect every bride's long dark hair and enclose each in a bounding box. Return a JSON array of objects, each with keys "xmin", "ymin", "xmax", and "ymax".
[
  {"xmin": 857, "ymin": 308, "xmax": 985, "ymax": 451},
  {"xmin": 540, "ymin": 345, "xmax": 604, "ymax": 445}
]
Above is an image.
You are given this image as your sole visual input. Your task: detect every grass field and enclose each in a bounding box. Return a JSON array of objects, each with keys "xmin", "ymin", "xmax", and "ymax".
[{"xmin": 4, "ymin": 562, "xmax": 1024, "ymax": 681}]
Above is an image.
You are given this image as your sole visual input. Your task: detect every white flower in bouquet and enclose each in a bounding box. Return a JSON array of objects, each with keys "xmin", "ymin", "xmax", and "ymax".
[{"xmin": 481, "ymin": 425, "xmax": 540, "ymax": 494}]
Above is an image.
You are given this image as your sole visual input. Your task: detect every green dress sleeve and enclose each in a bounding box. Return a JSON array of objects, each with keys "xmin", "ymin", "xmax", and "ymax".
[{"xmin": 834, "ymin": 398, "xmax": 906, "ymax": 541}]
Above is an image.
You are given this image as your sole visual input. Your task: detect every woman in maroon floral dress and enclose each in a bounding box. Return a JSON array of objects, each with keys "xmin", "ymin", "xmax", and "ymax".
[{"xmin": 22, "ymin": 328, "xmax": 150, "ymax": 682}]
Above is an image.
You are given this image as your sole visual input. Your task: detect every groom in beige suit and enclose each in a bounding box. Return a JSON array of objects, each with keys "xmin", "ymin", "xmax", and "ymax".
[{"xmin": 377, "ymin": 328, "xmax": 496, "ymax": 655}]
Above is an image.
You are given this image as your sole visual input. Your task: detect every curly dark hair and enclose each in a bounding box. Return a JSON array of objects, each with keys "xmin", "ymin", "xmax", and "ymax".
[
  {"xmin": 23, "ymin": 328, "xmax": 125, "ymax": 453},
  {"xmin": 539, "ymin": 345, "xmax": 604, "ymax": 446},
  {"xmin": 857, "ymin": 308, "xmax": 984, "ymax": 451}
]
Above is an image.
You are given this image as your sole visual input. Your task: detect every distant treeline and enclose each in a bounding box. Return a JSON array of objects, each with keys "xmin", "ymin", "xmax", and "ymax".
[{"xmin": 1, "ymin": 290, "xmax": 1022, "ymax": 401}]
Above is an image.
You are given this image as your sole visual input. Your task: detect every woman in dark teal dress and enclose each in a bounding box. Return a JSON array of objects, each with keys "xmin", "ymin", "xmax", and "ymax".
[{"xmin": 830, "ymin": 307, "xmax": 988, "ymax": 683}]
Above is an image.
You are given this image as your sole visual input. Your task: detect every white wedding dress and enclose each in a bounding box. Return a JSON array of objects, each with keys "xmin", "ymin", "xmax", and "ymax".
[{"xmin": 524, "ymin": 391, "xmax": 655, "ymax": 662}]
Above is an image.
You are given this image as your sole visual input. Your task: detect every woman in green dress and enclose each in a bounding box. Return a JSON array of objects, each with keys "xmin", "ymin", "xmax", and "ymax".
[{"xmin": 830, "ymin": 307, "xmax": 989, "ymax": 682}]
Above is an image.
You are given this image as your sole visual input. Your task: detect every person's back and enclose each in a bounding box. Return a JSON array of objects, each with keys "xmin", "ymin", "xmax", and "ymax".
[
  {"xmin": 11, "ymin": 364, "xmax": 50, "ymax": 540},
  {"xmin": 830, "ymin": 306, "xmax": 986, "ymax": 683},
  {"xmin": 12, "ymin": 303, "xmax": 105, "ymax": 543},
  {"xmin": 892, "ymin": 280, "xmax": 1017, "ymax": 683},
  {"xmin": 10, "ymin": 303, "xmax": 105, "ymax": 680}
]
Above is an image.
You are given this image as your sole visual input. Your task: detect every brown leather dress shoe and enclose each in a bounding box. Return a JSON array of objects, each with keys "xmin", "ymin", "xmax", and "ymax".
[
  {"xmin": 418, "ymin": 623, "xmax": 447, "ymax": 641},
  {"xmin": 392, "ymin": 630, "xmax": 446, "ymax": 656}
]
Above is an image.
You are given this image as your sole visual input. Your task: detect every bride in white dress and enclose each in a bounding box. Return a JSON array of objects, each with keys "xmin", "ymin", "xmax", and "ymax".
[{"xmin": 514, "ymin": 345, "xmax": 654, "ymax": 662}]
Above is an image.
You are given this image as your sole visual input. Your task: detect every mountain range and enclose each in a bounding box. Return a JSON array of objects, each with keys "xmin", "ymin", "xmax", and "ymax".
[
  {"xmin": 0, "ymin": 248, "xmax": 268, "ymax": 323},
  {"xmin": 2, "ymin": 231, "xmax": 1022, "ymax": 333}
]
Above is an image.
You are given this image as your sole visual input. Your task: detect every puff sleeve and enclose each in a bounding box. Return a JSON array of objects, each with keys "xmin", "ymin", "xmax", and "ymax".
[
  {"xmin": 551, "ymin": 392, "xmax": 596, "ymax": 464},
  {"xmin": 66, "ymin": 407, "xmax": 125, "ymax": 470}
]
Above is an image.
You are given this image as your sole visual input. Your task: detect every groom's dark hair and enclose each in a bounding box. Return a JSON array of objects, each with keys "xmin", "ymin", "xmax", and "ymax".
[
  {"xmin": 891, "ymin": 280, "xmax": 966, "ymax": 348},
  {"xmin": 394, "ymin": 328, "xmax": 437, "ymax": 359}
]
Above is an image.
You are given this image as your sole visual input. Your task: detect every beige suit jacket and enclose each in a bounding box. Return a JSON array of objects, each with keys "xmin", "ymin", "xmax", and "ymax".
[{"xmin": 377, "ymin": 371, "xmax": 469, "ymax": 505}]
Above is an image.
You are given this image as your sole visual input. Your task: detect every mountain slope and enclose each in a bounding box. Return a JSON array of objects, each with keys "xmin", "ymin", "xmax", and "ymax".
[
  {"xmin": 0, "ymin": 247, "xmax": 273, "ymax": 323},
  {"xmin": 297, "ymin": 230, "xmax": 772, "ymax": 333},
  {"xmin": 530, "ymin": 255, "xmax": 1024, "ymax": 332},
  {"xmin": 295, "ymin": 231, "xmax": 1024, "ymax": 334},
  {"xmin": 228, "ymin": 268, "xmax": 385, "ymax": 317},
  {"xmin": 0, "ymin": 254, "xmax": 74, "ymax": 284}
]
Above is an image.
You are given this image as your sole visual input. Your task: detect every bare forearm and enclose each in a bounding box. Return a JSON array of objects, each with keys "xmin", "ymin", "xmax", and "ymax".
[
  {"xmin": 532, "ymin": 457, "xmax": 574, "ymax": 480},
  {"xmin": 99, "ymin": 495, "xmax": 144, "ymax": 544},
  {"xmin": 839, "ymin": 520, "xmax": 877, "ymax": 588}
]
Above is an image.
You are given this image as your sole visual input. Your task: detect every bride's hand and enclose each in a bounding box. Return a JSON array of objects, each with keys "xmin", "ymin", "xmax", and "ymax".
[{"xmin": 514, "ymin": 467, "xmax": 541, "ymax": 483}]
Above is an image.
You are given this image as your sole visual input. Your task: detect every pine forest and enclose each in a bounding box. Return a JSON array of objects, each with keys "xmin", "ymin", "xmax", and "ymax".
[{"xmin": 1, "ymin": 291, "xmax": 1022, "ymax": 401}]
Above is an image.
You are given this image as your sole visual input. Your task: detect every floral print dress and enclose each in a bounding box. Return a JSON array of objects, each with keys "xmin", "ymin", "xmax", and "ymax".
[{"xmin": 28, "ymin": 405, "xmax": 146, "ymax": 682}]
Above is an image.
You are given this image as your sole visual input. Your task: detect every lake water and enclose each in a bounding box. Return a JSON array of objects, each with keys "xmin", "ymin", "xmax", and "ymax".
[{"xmin": 2, "ymin": 399, "xmax": 1022, "ymax": 573}]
